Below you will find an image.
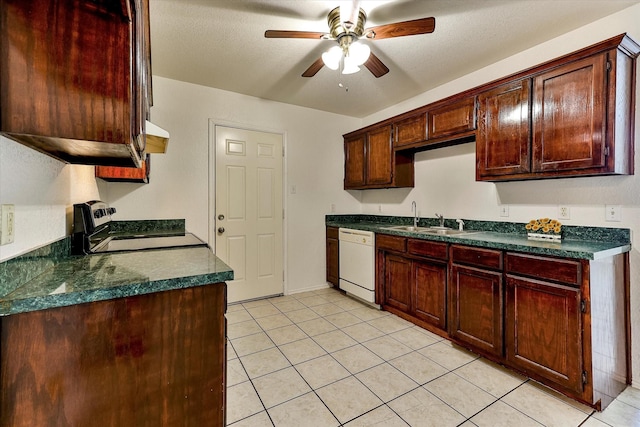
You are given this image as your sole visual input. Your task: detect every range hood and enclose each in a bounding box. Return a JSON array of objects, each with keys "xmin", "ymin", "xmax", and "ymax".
[{"xmin": 145, "ymin": 121, "xmax": 170, "ymax": 154}]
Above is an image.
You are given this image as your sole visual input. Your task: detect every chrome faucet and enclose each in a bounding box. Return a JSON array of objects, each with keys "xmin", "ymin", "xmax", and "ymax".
[
  {"xmin": 435, "ymin": 213, "xmax": 445, "ymax": 228},
  {"xmin": 412, "ymin": 201, "xmax": 418, "ymax": 228}
]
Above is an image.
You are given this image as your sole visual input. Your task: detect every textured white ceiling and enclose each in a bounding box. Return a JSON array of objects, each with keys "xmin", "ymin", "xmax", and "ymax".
[{"xmin": 149, "ymin": 0, "xmax": 639, "ymax": 118}]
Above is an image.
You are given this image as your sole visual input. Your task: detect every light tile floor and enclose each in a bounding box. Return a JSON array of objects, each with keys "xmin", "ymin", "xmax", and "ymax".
[{"xmin": 226, "ymin": 288, "xmax": 640, "ymax": 427}]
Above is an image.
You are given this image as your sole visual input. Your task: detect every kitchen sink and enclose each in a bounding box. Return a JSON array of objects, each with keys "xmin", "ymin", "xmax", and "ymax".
[
  {"xmin": 381, "ymin": 225, "xmax": 481, "ymax": 236},
  {"xmin": 381, "ymin": 225, "xmax": 432, "ymax": 232}
]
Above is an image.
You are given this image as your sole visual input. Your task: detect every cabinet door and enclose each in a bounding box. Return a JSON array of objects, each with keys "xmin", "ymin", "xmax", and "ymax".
[
  {"xmin": 427, "ymin": 97, "xmax": 476, "ymax": 140},
  {"xmin": 96, "ymin": 154, "xmax": 150, "ymax": 183},
  {"xmin": 326, "ymin": 227, "xmax": 339, "ymax": 287},
  {"xmin": 366, "ymin": 126, "xmax": 393, "ymax": 186},
  {"xmin": 413, "ymin": 260, "xmax": 447, "ymax": 330},
  {"xmin": 477, "ymin": 80, "xmax": 531, "ymax": 179},
  {"xmin": 505, "ymin": 276, "xmax": 583, "ymax": 393},
  {"xmin": 384, "ymin": 254, "xmax": 412, "ymax": 312},
  {"xmin": 344, "ymin": 134, "xmax": 366, "ymax": 188},
  {"xmin": 449, "ymin": 264, "xmax": 503, "ymax": 357},
  {"xmin": 532, "ymin": 54, "xmax": 607, "ymax": 172},
  {"xmin": 394, "ymin": 114, "xmax": 426, "ymax": 148}
]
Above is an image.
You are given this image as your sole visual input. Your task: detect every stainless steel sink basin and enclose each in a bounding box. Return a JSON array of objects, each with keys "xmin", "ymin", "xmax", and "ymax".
[
  {"xmin": 381, "ymin": 225, "xmax": 481, "ymax": 236},
  {"xmin": 381, "ymin": 225, "xmax": 432, "ymax": 232}
]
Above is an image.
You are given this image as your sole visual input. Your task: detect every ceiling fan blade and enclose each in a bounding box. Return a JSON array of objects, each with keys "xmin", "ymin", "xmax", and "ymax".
[
  {"xmin": 364, "ymin": 52, "xmax": 389, "ymax": 78},
  {"xmin": 365, "ymin": 17, "xmax": 435, "ymax": 40},
  {"xmin": 265, "ymin": 30, "xmax": 327, "ymax": 39},
  {"xmin": 302, "ymin": 57, "xmax": 325, "ymax": 77}
]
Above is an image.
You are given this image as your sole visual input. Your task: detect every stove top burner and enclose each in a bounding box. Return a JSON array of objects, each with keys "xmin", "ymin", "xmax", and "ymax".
[
  {"xmin": 92, "ymin": 233, "xmax": 206, "ymax": 253},
  {"xmin": 72, "ymin": 201, "xmax": 207, "ymax": 255}
]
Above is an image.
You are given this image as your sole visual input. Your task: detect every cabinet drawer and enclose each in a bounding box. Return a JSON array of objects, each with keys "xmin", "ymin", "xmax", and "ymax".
[
  {"xmin": 506, "ymin": 253, "xmax": 581, "ymax": 286},
  {"xmin": 450, "ymin": 245, "xmax": 502, "ymax": 270},
  {"xmin": 376, "ymin": 234, "xmax": 406, "ymax": 252},
  {"xmin": 427, "ymin": 97, "xmax": 476, "ymax": 140},
  {"xmin": 326, "ymin": 226, "xmax": 339, "ymax": 239},
  {"xmin": 394, "ymin": 114, "xmax": 426, "ymax": 147},
  {"xmin": 408, "ymin": 239, "xmax": 448, "ymax": 260}
]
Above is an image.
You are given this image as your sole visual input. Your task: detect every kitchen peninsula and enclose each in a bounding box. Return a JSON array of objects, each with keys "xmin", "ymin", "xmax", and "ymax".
[
  {"xmin": 0, "ymin": 235, "xmax": 233, "ymax": 426},
  {"xmin": 327, "ymin": 214, "xmax": 631, "ymax": 410}
]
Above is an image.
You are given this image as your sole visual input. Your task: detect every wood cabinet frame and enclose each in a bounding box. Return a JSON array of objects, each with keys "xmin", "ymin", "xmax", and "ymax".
[
  {"xmin": 344, "ymin": 126, "xmax": 414, "ymax": 190},
  {"xmin": 372, "ymin": 233, "xmax": 630, "ymax": 410},
  {"xmin": 0, "ymin": 0, "xmax": 152, "ymax": 167},
  {"xmin": 344, "ymin": 34, "xmax": 638, "ymax": 187}
]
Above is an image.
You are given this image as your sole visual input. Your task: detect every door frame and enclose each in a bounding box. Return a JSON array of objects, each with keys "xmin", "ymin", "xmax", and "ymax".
[{"xmin": 208, "ymin": 119, "xmax": 289, "ymax": 297}]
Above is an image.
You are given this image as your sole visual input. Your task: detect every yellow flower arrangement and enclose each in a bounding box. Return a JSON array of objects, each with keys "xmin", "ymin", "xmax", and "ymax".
[{"xmin": 526, "ymin": 218, "xmax": 562, "ymax": 234}]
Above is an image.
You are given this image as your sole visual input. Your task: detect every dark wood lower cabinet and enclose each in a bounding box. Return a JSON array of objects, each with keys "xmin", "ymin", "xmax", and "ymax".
[
  {"xmin": 384, "ymin": 254, "xmax": 412, "ymax": 312},
  {"xmin": 378, "ymin": 235, "xmax": 448, "ymax": 335},
  {"xmin": 413, "ymin": 260, "xmax": 447, "ymax": 329},
  {"xmin": 326, "ymin": 226, "xmax": 339, "ymax": 287},
  {"xmin": 505, "ymin": 276, "xmax": 583, "ymax": 393},
  {"xmin": 0, "ymin": 283, "xmax": 227, "ymax": 427},
  {"xmin": 449, "ymin": 264, "xmax": 503, "ymax": 357},
  {"xmin": 375, "ymin": 234, "xmax": 629, "ymax": 410}
]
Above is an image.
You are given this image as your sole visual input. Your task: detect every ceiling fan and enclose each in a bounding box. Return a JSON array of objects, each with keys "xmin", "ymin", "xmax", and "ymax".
[{"xmin": 264, "ymin": 1, "xmax": 436, "ymax": 78}]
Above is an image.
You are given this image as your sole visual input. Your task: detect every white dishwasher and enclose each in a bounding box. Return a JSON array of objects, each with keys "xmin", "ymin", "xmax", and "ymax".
[{"xmin": 339, "ymin": 228, "xmax": 378, "ymax": 307}]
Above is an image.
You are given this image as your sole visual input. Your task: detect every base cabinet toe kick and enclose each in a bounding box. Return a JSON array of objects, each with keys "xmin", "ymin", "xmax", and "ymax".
[{"xmin": 375, "ymin": 234, "xmax": 629, "ymax": 411}]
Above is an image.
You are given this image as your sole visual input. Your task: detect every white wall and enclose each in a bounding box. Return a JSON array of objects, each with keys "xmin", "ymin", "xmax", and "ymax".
[
  {"xmin": 101, "ymin": 77, "xmax": 362, "ymax": 294},
  {"xmin": 0, "ymin": 137, "xmax": 100, "ymax": 261},
  {"xmin": 357, "ymin": 4, "xmax": 640, "ymax": 386}
]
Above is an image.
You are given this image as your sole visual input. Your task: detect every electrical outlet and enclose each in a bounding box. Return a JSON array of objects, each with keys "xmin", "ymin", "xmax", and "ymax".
[
  {"xmin": 330, "ymin": 203, "xmax": 336, "ymax": 213},
  {"xmin": 378, "ymin": 204, "xmax": 383, "ymax": 213},
  {"xmin": 499, "ymin": 205, "xmax": 509, "ymax": 217},
  {"xmin": 0, "ymin": 204, "xmax": 15, "ymax": 245},
  {"xmin": 558, "ymin": 206, "xmax": 571, "ymax": 220},
  {"xmin": 605, "ymin": 205, "xmax": 622, "ymax": 222}
]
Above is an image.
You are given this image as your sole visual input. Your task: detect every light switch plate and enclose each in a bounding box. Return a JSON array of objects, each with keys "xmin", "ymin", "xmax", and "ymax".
[
  {"xmin": 605, "ymin": 205, "xmax": 622, "ymax": 222},
  {"xmin": 0, "ymin": 204, "xmax": 15, "ymax": 245},
  {"xmin": 499, "ymin": 205, "xmax": 509, "ymax": 217}
]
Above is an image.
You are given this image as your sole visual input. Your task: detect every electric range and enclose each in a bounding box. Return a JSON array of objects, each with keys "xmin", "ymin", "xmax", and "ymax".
[{"xmin": 71, "ymin": 200, "xmax": 207, "ymax": 255}]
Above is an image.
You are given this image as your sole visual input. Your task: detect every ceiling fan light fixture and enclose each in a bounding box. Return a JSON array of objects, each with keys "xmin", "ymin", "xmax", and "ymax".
[
  {"xmin": 342, "ymin": 56, "xmax": 360, "ymax": 74},
  {"xmin": 322, "ymin": 46, "xmax": 342, "ymax": 70},
  {"xmin": 349, "ymin": 41, "xmax": 370, "ymax": 66}
]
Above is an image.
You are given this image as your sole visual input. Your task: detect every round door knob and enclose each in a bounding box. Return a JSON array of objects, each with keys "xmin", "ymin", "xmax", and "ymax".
[
  {"xmin": 217, "ymin": 227, "xmax": 225, "ymax": 234},
  {"xmin": 218, "ymin": 214, "xmax": 225, "ymax": 221}
]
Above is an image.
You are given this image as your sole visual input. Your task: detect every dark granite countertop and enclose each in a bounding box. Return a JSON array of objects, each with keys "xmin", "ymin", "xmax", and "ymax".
[
  {"xmin": 0, "ymin": 225, "xmax": 233, "ymax": 316},
  {"xmin": 327, "ymin": 215, "xmax": 631, "ymax": 260}
]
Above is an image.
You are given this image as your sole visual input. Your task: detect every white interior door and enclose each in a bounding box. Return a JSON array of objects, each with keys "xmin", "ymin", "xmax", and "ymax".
[{"xmin": 215, "ymin": 125, "xmax": 284, "ymax": 303}]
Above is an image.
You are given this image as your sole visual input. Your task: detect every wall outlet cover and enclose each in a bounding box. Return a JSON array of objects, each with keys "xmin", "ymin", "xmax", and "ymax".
[
  {"xmin": 558, "ymin": 206, "xmax": 571, "ymax": 220},
  {"xmin": 499, "ymin": 205, "xmax": 509, "ymax": 217}
]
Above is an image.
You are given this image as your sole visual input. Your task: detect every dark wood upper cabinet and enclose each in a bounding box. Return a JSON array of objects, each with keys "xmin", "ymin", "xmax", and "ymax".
[
  {"xmin": 394, "ymin": 114, "xmax": 427, "ymax": 148},
  {"xmin": 427, "ymin": 96, "xmax": 476, "ymax": 141},
  {"xmin": 344, "ymin": 134, "xmax": 366, "ymax": 188},
  {"xmin": 96, "ymin": 154, "xmax": 151, "ymax": 183},
  {"xmin": 366, "ymin": 126, "xmax": 394, "ymax": 186},
  {"xmin": 344, "ymin": 126, "xmax": 414, "ymax": 190},
  {"xmin": 532, "ymin": 54, "xmax": 607, "ymax": 173},
  {"xmin": 476, "ymin": 79, "xmax": 531, "ymax": 179},
  {"xmin": 477, "ymin": 34, "xmax": 639, "ymax": 181},
  {"xmin": 0, "ymin": 0, "xmax": 151, "ymax": 167},
  {"xmin": 344, "ymin": 34, "xmax": 638, "ymax": 187}
]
